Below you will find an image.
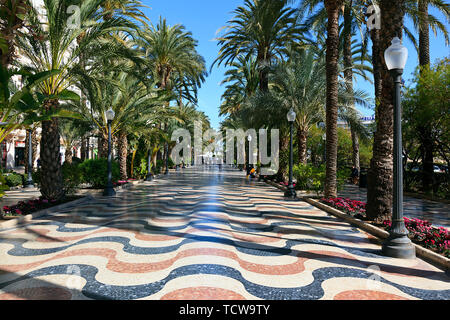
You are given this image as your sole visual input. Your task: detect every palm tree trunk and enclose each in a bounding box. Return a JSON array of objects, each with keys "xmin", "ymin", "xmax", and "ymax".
[
  {"xmin": 118, "ymin": 129, "xmax": 128, "ymax": 180},
  {"xmin": 297, "ymin": 126, "xmax": 308, "ymax": 165},
  {"xmin": 351, "ymin": 128, "xmax": 360, "ymax": 170},
  {"xmin": 276, "ymin": 133, "xmax": 289, "ymax": 182},
  {"xmin": 98, "ymin": 132, "xmax": 108, "ymax": 158},
  {"xmin": 371, "ymin": 28, "xmax": 382, "ymax": 102},
  {"xmin": 80, "ymin": 138, "xmax": 87, "ymax": 161},
  {"xmin": 343, "ymin": 0, "xmax": 360, "ymax": 172},
  {"xmin": 64, "ymin": 147, "xmax": 72, "ymax": 164},
  {"xmin": 40, "ymin": 99, "xmax": 64, "ymax": 200},
  {"xmin": 418, "ymin": 0, "xmax": 430, "ymax": 68},
  {"xmin": 324, "ymin": 0, "xmax": 342, "ymax": 198},
  {"xmin": 418, "ymin": 0, "xmax": 433, "ymax": 192},
  {"xmin": 366, "ymin": 0, "xmax": 406, "ymax": 221}
]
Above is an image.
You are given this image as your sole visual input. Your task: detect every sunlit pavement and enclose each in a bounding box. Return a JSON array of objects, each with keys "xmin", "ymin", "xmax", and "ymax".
[{"xmin": 0, "ymin": 166, "xmax": 449, "ymax": 300}]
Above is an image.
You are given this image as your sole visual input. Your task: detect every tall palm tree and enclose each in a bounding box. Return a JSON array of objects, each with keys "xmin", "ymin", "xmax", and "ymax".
[
  {"xmin": 137, "ymin": 17, "xmax": 207, "ymax": 172},
  {"xmin": 213, "ymin": 0, "xmax": 305, "ymax": 92},
  {"xmin": 366, "ymin": 0, "xmax": 407, "ymax": 222},
  {"xmin": 17, "ymin": 0, "xmax": 137, "ymax": 200},
  {"xmin": 323, "ymin": 0, "xmax": 343, "ymax": 198}
]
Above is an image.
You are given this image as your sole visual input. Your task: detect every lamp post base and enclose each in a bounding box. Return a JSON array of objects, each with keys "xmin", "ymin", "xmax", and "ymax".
[
  {"xmin": 382, "ymin": 234, "xmax": 416, "ymax": 259},
  {"xmin": 103, "ymin": 186, "xmax": 116, "ymax": 197},
  {"xmin": 284, "ymin": 186, "xmax": 297, "ymax": 200},
  {"xmin": 24, "ymin": 181, "xmax": 35, "ymax": 189},
  {"xmin": 146, "ymin": 173, "xmax": 153, "ymax": 181}
]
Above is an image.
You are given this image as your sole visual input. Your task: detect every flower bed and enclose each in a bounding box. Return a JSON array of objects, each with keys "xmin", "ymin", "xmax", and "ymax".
[
  {"xmin": 2, "ymin": 196, "xmax": 82, "ymax": 218},
  {"xmin": 320, "ymin": 197, "xmax": 450, "ymax": 258},
  {"xmin": 113, "ymin": 180, "xmax": 129, "ymax": 187}
]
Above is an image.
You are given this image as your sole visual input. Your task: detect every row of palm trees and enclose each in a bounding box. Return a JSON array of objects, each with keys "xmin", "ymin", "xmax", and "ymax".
[
  {"xmin": 1, "ymin": 0, "xmax": 211, "ymax": 200},
  {"xmin": 216, "ymin": 0, "xmax": 448, "ymax": 221}
]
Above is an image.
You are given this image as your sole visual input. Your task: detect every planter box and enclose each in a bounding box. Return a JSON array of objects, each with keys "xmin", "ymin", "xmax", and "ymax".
[{"xmin": 305, "ymin": 197, "xmax": 450, "ymax": 273}]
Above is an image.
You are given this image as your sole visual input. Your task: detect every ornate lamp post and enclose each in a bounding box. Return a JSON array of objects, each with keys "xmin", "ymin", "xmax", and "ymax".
[
  {"xmin": 24, "ymin": 128, "xmax": 34, "ymax": 188},
  {"xmin": 103, "ymin": 108, "xmax": 116, "ymax": 197},
  {"xmin": 381, "ymin": 37, "xmax": 415, "ymax": 259},
  {"xmin": 284, "ymin": 108, "xmax": 297, "ymax": 199}
]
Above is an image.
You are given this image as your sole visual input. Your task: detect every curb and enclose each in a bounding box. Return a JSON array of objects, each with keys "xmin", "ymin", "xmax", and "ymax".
[
  {"xmin": 305, "ymin": 197, "xmax": 450, "ymax": 273},
  {"xmin": 0, "ymin": 195, "xmax": 94, "ymax": 230}
]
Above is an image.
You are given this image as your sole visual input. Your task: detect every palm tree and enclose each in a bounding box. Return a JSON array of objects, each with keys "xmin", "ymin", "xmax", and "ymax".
[
  {"xmin": 213, "ymin": 0, "xmax": 305, "ymax": 92},
  {"xmin": 137, "ymin": 17, "xmax": 207, "ymax": 172},
  {"xmin": 16, "ymin": 0, "xmax": 138, "ymax": 200},
  {"xmin": 366, "ymin": 0, "xmax": 407, "ymax": 222},
  {"xmin": 322, "ymin": 0, "xmax": 343, "ymax": 198}
]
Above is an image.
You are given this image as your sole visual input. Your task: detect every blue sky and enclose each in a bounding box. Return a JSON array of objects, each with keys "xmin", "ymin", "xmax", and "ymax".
[{"xmin": 140, "ymin": 1, "xmax": 449, "ymax": 130}]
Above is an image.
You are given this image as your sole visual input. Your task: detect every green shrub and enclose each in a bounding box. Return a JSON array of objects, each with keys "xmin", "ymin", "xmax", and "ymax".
[
  {"xmin": 5, "ymin": 173, "xmax": 23, "ymax": 187},
  {"xmin": 293, "ymin": 164, "xmax": 349, "ymax": 194},
  {"xmin": 79, "ymin": 158, "xmax": 119, "ymax": 188},
  {"xmin": 0, "ymin": 174, "xmax": 10, "ymax": 197},
  {"xmin": 32, "ymin": 169, "xmax": 41, "ymax": 186},
  {"xmin": 61, "ymin": 162, "xmax": 82, "ymax": 194},
  {"xmin": 133, "ymin": 158, "xmax": 148, "ymax": 179}
]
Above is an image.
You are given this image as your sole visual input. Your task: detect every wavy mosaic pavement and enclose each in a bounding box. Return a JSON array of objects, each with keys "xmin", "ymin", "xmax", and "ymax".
[{"xmin": 0, "ymin": 166, "xmax": 449, "ymax": 300}]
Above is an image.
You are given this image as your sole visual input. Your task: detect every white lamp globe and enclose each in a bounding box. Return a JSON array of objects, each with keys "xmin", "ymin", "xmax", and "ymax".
[
  {"xmin": 384, "ymin": 37, "xmax": 408, "ymax": 70},
  {"xmin": 105, "ymin": 108, "xmax": 115, "ymax": 121},
  {"xmin": 247, "ymin": 135, "xmax": 252, "ymax": 142},
  {"xmin": 287, "ymin": 108, "xmax": 296, "ymax": 122}
]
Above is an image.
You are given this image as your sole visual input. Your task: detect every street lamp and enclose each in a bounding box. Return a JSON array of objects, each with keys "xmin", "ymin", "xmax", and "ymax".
[
  {"xmin": 284, "ymin": 108, "xmax": 297, "ymax": 199},
  {"xmin": 381, "ymin": 37, "xmax": 415, "ymax": 259},
  {"xmin": 103, "ymin": 108, "xmax": 116, "ymax": 196},
  {"xmin": 24, "ymin": 128, "xmax": 34, "ymax": 188}
]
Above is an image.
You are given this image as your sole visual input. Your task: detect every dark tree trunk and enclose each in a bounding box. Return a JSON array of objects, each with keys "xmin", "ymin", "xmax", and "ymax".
[
  {"xmin": 343, "ymin": 1, "xmax": 360, "ymax": 172},
  {"xmin": 80, "ymin": 138, "xmax": 87, "ymax": 161},
  {"xmin": 418, "ymin": 0, "xmax": 430, "ymax": 68},
  {"xmin": 366, "ymin": 0, "xmax": 406, "ymax": 222},
  {"xmin": 297, "ymin": 127, "xmax": 308, "ymax": 165},
  {"xmin": 371, "ymin": 28, "xmax": 382, "ymax": 103},
  {"xmin": 98, "ymin": 132, "xmax": 108, "ymax": 159},
  {"xmin": 418, "ymin": 0, "xmax": 433, "ymax": 192},
  {"xmin": 40, "ymin": 99, "xmax": 64, "ymax": 200},
  {"xmin": 118, "ymin": 129, "xmax": 128, "ymax": 180},
  {"xmin": 324, "ymin": 0, "xmax": 342, "ymax": 198},
  {"xmin": 276, "ymin": 133, "xmax": 289, "ymax": 182},
  {"xmin": 64, "ymin": 147, "xmax": 72, "ymax": 165},
  {"xmin": 351, "ymin": 127, "xmax": 360, "ymax": 170}
]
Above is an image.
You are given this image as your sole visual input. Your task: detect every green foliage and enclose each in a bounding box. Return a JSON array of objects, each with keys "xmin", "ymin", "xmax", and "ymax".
[
  {"xmin": 4, "ymin": 173, "xmax": 23, "ymax": 187},
  {"xmin": 61, "ymin": 162, "xmax": 82, "ymax": 194},
  {"xmin": 0, "ymin": 174, "xmax": 10, "ymax": 197},
  {"xmin": 359, "ymin": 140, "xmax": 373, "ymax": 168},
  {"xmin": 79, "ymin": 159, "xmax": 119, "ymax": 188},
  {"xmin": 337, "ymin": 128, "xmax": 353, "ymax": 169},
  {"xmin": 293, "ymin": 164, "xmax": 350, "ymax": 194},
  {"xmin": 293, "ymin": 164, "xmax": 326, "ymax": 192},
  {"xmin": 133, "ymin": 158, "xmax": 148, "ymax": 180}
]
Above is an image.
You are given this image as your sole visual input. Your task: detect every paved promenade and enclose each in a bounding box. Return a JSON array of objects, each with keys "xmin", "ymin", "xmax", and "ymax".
[{"xmin": 0, "ymin": 167, "xmax": 448, "ymax": 300}]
